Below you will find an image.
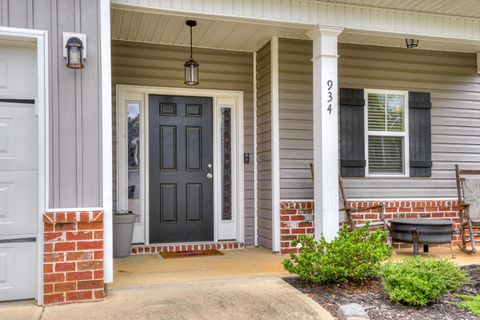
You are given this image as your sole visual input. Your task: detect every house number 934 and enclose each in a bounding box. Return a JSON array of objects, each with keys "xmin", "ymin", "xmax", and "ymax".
[{"xmin": 326, "ymin": 80, "xmax": 333, "ymax": 114}]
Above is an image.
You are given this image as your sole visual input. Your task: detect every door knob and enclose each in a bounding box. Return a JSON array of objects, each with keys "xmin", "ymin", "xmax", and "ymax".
[{"xmin": 207, "ymin": 173, "xmax": 213, "ymax": 179}]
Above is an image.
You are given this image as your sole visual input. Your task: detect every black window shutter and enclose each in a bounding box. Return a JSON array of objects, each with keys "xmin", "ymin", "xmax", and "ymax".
[
  {"xmin": 340, "ymin": 88, "xmax": 366, "ymax": 177},
  {"xmin": 409, "ymin": 92, "xmax": 432, "ymax": 177}
]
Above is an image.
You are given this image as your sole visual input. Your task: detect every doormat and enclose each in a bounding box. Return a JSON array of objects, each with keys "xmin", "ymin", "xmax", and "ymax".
[{"xmin": 160, "ymin": 249, "xmax": 224, "ymax": 259}]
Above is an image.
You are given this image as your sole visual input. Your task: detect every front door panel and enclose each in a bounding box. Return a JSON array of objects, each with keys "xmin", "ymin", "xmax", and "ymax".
[{"xmin": 149, "ymin": 95, "xmax": 213, "ymax": 243}]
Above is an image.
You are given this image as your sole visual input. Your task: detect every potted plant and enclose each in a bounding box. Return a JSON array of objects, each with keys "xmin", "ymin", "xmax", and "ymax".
[{"xmin": 113, "ymin": 210, "xmax": 136, "ymax": 258}]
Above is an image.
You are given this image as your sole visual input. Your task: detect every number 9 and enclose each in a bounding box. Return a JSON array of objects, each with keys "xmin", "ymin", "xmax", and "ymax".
[{"xmin": 327, "ymin": 80, "xmax": 333, "ymax": 90}]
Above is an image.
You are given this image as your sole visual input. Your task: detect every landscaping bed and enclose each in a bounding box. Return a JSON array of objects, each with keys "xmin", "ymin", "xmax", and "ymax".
[{"xmin": 285, "ymin": 264, "xmax": 480, "ymax": 320}]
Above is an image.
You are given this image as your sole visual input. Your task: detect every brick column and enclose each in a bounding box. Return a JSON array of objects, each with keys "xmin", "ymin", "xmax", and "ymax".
[{"xmin": 43, "ymin": 210, "xmax": 104, "ymax": 305}]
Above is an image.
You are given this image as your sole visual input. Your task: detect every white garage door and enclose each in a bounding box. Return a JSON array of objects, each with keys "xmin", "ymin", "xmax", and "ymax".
[{"xmin": 0, "ymin": 40, "xmax": 38, "ymax": 301}]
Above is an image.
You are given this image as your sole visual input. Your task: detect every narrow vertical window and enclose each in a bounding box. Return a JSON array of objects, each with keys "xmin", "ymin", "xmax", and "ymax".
[
  {"xmin": 221, "ymin": 108, "xmax": 232, "ymax": 221},
  {"xmin": 128, "ymin": 102, "xmax": 141, "ymax": 222}
]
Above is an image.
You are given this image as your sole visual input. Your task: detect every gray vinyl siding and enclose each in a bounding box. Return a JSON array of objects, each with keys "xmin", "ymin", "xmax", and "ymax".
[
  {"xmin": 111, "ymin": 40, "xmax": 255, "ymax": 245},
  {"xmin": 0, "ymin": 0, "xmax": 103, "ymax": 208},
  {"xmin": 279, "ymin": 39, "xmax": 313, "ymax": 199},
  {"xmin": 256, "ymin": 42, "xmax": 273, "ymax": 249},
  {"xmin": 278, "ymin": 39, "xmax": 480, "ymax": 199}
]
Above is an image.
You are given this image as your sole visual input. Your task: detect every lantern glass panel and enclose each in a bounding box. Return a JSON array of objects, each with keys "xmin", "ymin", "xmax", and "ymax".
[{"xmin": 184, "ymin": 60, "xmax": 199, "ymax": 85}]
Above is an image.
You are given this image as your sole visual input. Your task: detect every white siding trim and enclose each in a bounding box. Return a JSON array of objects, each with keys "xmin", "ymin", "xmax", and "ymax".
[
  {"xmin": 270, "ymin": 36, "xmax": 281, "ymax": 252},
  {"xmin": 111, "ymin": 0, "xmax": 480, "ymax": 43},
  {"xmin": 46, "ymin": 207, "xmax": 104, "ymax": 212},
  {"xmin": 477, "ymin": 52, "xmax": 480, "ymax": 74},
  {"xmin": 253, "ymin": 52, "xmax": 259, "ymax": 246},
  {"xmin": 100, "ymin": 0, "xmax": 113, "ymax": 284},
  {"xmin": 0, "ymin": 26, "xmax": 49, "ymax": 306}
]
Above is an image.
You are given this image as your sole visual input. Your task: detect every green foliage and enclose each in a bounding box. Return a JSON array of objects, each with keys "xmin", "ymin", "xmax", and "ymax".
[
  {"xmin": 453, "ymin": 295, "xmax": 480, "ymax": 316},
  {"xmin": 283, "ymin": 224, "xmax": 392, "ymax": 283},
  {"xmin": 381, "ymin": 257, "xmax": 468, "ymax": 307}
]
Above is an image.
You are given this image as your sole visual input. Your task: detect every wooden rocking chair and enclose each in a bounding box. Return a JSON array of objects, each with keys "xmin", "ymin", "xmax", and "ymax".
[
  {"xmin": 455, "ymin": 164, "xmax": 480, "ymax": 254},
  {"xmin": 309, "ymin": 163, "xmax": 388, "ymax": 231}
]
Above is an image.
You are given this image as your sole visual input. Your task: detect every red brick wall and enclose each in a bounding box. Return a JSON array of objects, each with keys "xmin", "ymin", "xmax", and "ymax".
[
  {"xmin": 131, "ymin": 241, "xmax": 244, "ymax": 254},
  {"xmin": 280, "ymin": 201, "xmax": 315, "ymax": 254},
  {"xmin": 43, "ymin": 210, "xmax": 104, "ymax": 305},
  {"xmin": 280, "ymin": 200, "xmax": 463, "ymax": 254}
]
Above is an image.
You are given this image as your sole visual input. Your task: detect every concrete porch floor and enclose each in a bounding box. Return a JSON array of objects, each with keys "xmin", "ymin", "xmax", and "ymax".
[
  {"xmin": 110, "ymin": 246, "xmax": 479, "ymax": 290},
  {"xmin": 110, "ymin": 246, "xmax": 288, "ymax": 289}
]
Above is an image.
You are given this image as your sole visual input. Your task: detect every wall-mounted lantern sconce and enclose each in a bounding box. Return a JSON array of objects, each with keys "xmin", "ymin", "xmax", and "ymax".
[
  {"xmin": 184, "ymin": 20, "xmax": 199, "ymax": 85},
  {"xmin": 405, "ymin": 39, "xmax": 419, "ymax": 49},
  {"xmin": 63, "ymin": 32, "xmax": 87, "ymax": 69}
]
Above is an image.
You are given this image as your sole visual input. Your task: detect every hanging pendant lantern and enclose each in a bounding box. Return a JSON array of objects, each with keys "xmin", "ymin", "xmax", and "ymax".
[{"xmin": 184, "ymin": 20, "xmax": 199, "ymax": 85}]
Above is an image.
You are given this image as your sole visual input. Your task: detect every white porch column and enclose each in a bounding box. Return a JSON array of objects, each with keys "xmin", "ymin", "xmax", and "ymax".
[{"xmin": 306, "ymin": 25, "xmax": 343, "ymax": 242}]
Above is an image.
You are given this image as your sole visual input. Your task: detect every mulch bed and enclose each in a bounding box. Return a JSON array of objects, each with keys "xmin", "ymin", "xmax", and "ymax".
[{"xmin": 285, "ymin": 265, "xmax": 480, "ymax": 320}]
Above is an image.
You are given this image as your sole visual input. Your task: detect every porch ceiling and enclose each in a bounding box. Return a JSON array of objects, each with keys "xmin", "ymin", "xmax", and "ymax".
[
  {"xmin": 111, "ymin": 8, "xmax": 308, "ymax": 52},
  {"xmin": 111, "ymin": 7, "xmax": 480, "ymax": 53},
  {"xmin": 316, "ymin": 0, "xmax": 480, "ymax": 19}
]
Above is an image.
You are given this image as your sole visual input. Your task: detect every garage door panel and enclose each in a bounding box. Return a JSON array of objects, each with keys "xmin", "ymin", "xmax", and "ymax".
[
  {"xmin": 0, "ymin": 44, "xmax": 36, "ymax": 99},
  {"xmin": 0, "ymin": 242, "xmax": 36, "ymax": 301},
  {"xmin": 0, "ymin": 171, "xmax": 37, "ymax": 238},
  {"xmin": 0, "ymin": 104, "xmax": 37, "ymax": 171},
  {"xmin": 0, "ymin": 40, "xmax": 38, "ymax": 302}
]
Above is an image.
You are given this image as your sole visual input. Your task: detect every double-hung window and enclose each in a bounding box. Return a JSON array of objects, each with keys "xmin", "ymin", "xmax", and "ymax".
[{"xmin": 365, "ymin": 89, "xmax": 409, "ymax": 176}]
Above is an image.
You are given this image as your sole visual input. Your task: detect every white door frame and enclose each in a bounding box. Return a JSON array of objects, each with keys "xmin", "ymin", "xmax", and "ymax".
[
  {"xmin": 116, "ymin": 85, "xmax": 244, "ymax": 245},
  {"xmin": 0, "ymin": 27, "xmax": 49, "ymax": 305}
]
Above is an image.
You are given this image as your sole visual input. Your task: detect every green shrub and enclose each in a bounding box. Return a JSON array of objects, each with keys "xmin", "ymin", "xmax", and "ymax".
[
  {"xmin": 283, "ymin": 224, "xmax": 392, "ymax": 283},
  {"xmin": 381, "ymin": 257, "xmax": 468, "ymax": 307},
  {"xmin": 453, "ymin": 294, "xmax": 480, "ymax": 316}
]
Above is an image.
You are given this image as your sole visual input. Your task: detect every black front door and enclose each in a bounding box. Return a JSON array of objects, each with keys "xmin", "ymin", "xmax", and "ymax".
[{"xmin": 149, "ymin": 95, "xmax": 214, "ymax": 243}]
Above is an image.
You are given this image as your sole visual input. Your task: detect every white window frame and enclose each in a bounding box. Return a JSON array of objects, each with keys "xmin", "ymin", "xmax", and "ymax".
[{"xmin": 364, "ymin": 89, "xmax": 409, "ymax": 178}]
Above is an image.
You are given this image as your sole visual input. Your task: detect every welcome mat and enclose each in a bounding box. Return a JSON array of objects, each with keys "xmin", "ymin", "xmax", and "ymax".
[{"xmin": 160, "ymin": 249, "xmax": 224, "ymax": 259}]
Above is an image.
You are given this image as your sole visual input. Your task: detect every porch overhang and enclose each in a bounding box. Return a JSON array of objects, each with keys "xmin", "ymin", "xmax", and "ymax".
[{"xmin": 112, "ymin": 0, "xmax": 480, "ymax": 53}]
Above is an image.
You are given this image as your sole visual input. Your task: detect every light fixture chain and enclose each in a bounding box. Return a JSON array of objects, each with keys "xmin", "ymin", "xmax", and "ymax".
[{"xmin": 190, "ymin": 24, "xmax": 193, "ymax": 59}]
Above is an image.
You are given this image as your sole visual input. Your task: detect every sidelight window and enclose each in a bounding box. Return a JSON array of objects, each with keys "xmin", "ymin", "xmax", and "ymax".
[
  {"xmin": 127, "ymin": 102, "xmax": 141, "ymax": 222},
  {"xmin": 221, "ymin": 107, "xmax": 232, "ymax": 221}
]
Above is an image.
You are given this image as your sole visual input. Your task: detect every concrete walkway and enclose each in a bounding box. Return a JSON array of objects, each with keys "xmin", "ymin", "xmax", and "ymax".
[
  {"xmin": 0, "ymin": 277, "xmax": 333, "ymax": 320},
  {"xmin": 43, "ymin": 277, "xmax": 332, "ymax": 320}
]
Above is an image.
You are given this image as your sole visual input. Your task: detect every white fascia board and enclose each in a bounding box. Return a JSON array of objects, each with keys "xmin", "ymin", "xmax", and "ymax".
[{"xmin": 111, "ymin": 0, "xmax": 480, "ymax": 43}]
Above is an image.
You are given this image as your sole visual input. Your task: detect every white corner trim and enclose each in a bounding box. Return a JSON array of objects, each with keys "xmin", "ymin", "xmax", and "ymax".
[
  {"xmin": 270, "ymin": 36, "xmax": 281, "ymax": 252},
  {"xmin": 477, "ymin": 52, "xmax": 480, "ymax": 74},
  {"xmin": 253, "ymin": 51, "xmax": 259, "ymax": 247},
  {"xmin": 0, "ymin": 26, "xmax": 49, "ymax": 306},
  {"xmin": 100, "ymin": 0, "xmax": 113, "ymax": 284}
]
